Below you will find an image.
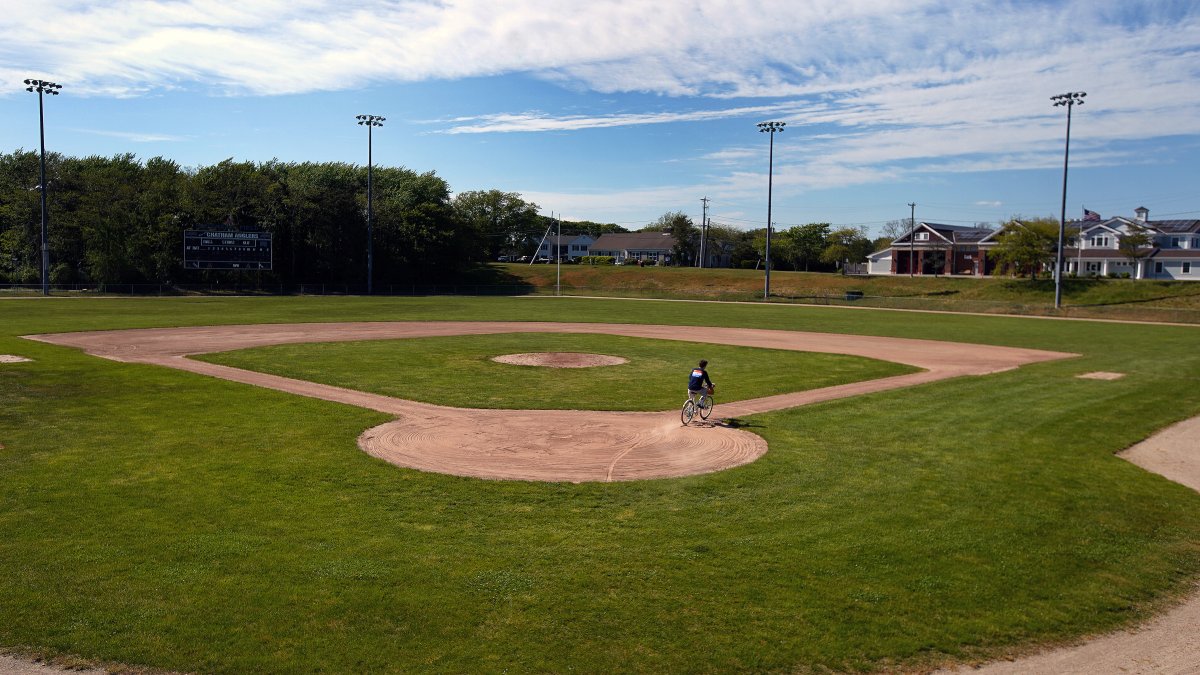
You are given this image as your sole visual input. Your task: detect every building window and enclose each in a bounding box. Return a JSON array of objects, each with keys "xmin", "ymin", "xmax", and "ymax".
[
  {"xmin": 1171, "ymin": 237, "xmax": 1181, "ymax": 248},
  {"xmin": 1090, "ymin": 236, "xmax": 1110, "ymax": 247},
  {"xmin": 1086, "ymin": 262, "xmax": 1101, "ymax": 272},
  {"xmin": 1155, "ymin": 262, "xmax": 1164, "ymax": 274},
  {"xmin": 1185, "ymin": 262, "xmax": 1193, "ymax": 274},
  {"xmin": 914, "ymin": 232, "xmax": 929, "ymax": 241}
]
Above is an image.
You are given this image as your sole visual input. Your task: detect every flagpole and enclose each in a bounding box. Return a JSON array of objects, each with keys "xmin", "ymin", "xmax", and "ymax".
[{"xmin": 1076, "ymin": 206, "xmax": 1084, "ymax": 276}]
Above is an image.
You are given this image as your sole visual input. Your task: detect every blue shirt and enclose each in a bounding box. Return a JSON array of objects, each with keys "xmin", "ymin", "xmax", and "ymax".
[{"xmin": 688, "ymin": 367, "xmax": 712, "ymax": 391}]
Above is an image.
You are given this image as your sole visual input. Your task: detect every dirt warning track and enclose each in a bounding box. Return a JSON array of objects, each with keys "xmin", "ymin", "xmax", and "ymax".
[{"xmin": 26, "ymin": 321, "xmax": 1071, "ymax": 482}]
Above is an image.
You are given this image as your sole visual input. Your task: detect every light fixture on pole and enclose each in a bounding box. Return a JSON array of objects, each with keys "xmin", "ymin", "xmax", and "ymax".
[
  {"xmin": 24, "ymin": 79, "xmax": 62, "ymax": 296},
  {"xmin": 1051, "ymin": 91, "xmax": 1084, "ymax": 309},
  {"xmin": 356, "ymin": 114, "xmax": 385, "ymax": 295},
  {"xmin": 757, "ymin": 121, "xmax": 785, "ymax": 299}
]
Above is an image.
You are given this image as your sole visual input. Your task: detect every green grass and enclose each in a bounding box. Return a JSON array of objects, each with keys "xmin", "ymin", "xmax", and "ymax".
[
  {"xmin": 1, "ymin": 295, "xmax": 1200, "ymax": 673},
  {"xmin": 199, "ymin": 333, "xmax": 914, "ymax": 411}
]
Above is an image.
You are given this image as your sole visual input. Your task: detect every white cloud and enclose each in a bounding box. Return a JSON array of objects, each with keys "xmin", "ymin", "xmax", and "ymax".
[
  {"xmin": 2, "ymin": 0, "xmax": 1198, "ymax": 215},
  {"xmin": 72, "ymin": 128, "xmax": 186, "ymax": 143}
]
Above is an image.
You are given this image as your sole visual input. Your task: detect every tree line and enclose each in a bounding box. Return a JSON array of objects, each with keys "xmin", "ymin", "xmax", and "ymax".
[{"xmin": 0, "ymin": 150, "xmax": 885, "ymax": 287}]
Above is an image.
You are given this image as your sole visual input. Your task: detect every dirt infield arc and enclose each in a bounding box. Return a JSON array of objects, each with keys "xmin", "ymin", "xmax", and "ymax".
[{"xmin": 27, "ymin": 322, "xmax": 1072, "ymax": 482}]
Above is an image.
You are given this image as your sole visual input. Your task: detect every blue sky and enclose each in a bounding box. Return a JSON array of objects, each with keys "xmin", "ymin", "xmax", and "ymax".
[{"xmin": 2, "ymin": 0, "xmax": 1199, "ymax": 236}]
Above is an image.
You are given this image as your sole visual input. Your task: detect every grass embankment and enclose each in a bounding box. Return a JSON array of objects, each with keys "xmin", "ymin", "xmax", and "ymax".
[
  {"xmin": 1, "ymin": 295, "xmax": 1199, "ymax": 673},
  {"xmin": 497, "ymin": 262, "xmax": 1200, "ymax": 322}
]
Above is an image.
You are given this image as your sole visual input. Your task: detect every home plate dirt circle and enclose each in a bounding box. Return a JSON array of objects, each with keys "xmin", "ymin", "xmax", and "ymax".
[{"xmin": 24, "ymin": 321, "xmax": 1073, "ymax": 482}]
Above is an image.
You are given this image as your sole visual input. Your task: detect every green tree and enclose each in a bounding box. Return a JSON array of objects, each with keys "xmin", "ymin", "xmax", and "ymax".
[
  {"xmin": 1118, "ymin": 223, "xmax": 1155, "ymax": 276},
  {"xmin": 989, "ymin": 217, "xmax": 1062, "ymax": 280},
  {"xmin": 642, "ymin": 211, "xmax": 698, "ymax": 266},
  {"xmin": 568, "ymin": 220, "xmax": 627, "ymax": 239},
  {"xmin": 780, "ymin": 223, "xmax": 830, "ymax": 271},
  {"xmin": 452, "ymin": 190, "xmax": 540, "ymax": 260},
  {"xmin": 820, "ymin": 226, "xmax": 873, "ymax": 269}
]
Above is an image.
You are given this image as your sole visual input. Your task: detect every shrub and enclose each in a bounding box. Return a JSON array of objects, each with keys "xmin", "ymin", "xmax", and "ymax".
[{"xmin": 579, "ymin": 256, "xmax": 615, "ymax": 265}]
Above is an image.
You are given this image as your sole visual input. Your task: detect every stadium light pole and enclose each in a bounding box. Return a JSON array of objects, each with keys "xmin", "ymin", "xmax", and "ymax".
[
  {"xmin": 1051, "ymin": 91, "xmax": 1084, "ymax": 309},
  {"xmin": 356, "ymin": 114, "xmax": 385, "ymax": 294},
  {"xmin": 757, "ymin": 121, "xmax": 785, "ymax": 299},
  {"xmin": 25, "ymin": 79, "xmax": 61, "ymax": 296}
]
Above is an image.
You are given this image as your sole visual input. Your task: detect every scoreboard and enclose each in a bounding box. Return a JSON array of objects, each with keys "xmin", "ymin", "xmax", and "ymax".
[{"xmin": 184, "ymin": 230, "xmax": 273, "ymax": 270}]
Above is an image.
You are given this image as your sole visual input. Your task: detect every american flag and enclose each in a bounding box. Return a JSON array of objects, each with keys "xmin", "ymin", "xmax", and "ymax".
[{"xmin": 1083, "ymin": 208, "xmax": 1101, "ymax": 221}]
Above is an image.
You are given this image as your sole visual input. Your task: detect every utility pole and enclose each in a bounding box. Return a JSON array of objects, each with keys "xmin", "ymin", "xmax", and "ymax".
[
  {"xmin": 908, "ymin": 202, "xmax": 916, "ymax": 277},
  {"xmin": 699, "ymin": 196, "xmax": 710, "ymax": 268}
]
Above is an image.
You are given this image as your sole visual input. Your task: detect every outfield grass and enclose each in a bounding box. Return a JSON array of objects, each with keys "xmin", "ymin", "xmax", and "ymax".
[
  {"xmin": 1, "ymin": 295, "xmax": 1199, "ymax": 673},
  {"xmin": 199, "ymin": 333, "xmax": 915, "ymax": 411}
]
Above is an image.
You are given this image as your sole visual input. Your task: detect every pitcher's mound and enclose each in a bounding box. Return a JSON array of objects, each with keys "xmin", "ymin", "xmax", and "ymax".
[{"xmin": 492, "ymin": 352, "xmax": 628, "ymax": 368}]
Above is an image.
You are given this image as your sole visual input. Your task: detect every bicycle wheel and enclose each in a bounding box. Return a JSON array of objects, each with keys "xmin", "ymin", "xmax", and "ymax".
[
  {"xmin": 680, "ymin": 399, "xmax": 696, "ymax": 425},
  {"xmin": 699, "ymin": 394, "xmax": 714, "ymax": 420}
]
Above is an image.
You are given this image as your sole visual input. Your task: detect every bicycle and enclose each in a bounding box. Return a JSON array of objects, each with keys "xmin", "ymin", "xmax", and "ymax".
[{"xmin": 680, "ymin": 388, "xmax": 715, "ymax": 425}]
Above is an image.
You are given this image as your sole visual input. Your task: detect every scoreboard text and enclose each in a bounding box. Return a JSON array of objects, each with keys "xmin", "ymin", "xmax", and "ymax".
[{"xmin": 183, "ymin": 230, "xmax": 273, "ymax": 270}]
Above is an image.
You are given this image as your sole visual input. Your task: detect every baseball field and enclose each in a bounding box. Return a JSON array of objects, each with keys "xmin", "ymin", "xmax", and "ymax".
[{"xmin": 2, "ymin": 295, "xmax": 1199, "ymax": 673}]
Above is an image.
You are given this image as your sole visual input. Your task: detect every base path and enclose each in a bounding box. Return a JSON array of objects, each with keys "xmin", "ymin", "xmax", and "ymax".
[{"xmin": 27, "ymin": 321, "xmax": 1069, "ymax": 482}]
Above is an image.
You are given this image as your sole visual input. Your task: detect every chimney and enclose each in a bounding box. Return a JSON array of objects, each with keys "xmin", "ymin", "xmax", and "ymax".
[{"xmin": 1135, "ymin": 206, "xmax": 1149, "ymax": 223}]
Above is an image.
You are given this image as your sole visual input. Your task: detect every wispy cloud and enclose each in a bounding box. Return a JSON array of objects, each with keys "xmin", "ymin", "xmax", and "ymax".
[
  {"xmin": 3, "ymin": 0, "xmax": 1198, "ymax": 225},
  {"xmin": 436, "ymin": 102, "xmax": 816, "ymax": 134},
  {"xmin": 71, "ymin": 128, "xmax": 186, "ymax": 143}
]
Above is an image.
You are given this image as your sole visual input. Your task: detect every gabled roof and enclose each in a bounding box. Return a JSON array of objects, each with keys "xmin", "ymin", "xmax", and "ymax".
[
  {"xmin": 591, "ymin": 232, "xmax": 677, "ymax": 252},
  {"xmin": 1153, "ymin": 220, "xmax": 1200, "ymax": 234},
  {"xmin": 543, "ymin": 233, "xmax": 595, "ymax": 245},
  {"xmin": 895, "ymin": 222, "xmax": 994, "ymax": 244},
  {"xmin": 1079, "ymin": 222, "xmax": 1124, "ymax": 236}
]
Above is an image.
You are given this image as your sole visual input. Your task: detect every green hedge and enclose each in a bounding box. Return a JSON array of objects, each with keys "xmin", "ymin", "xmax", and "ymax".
[{"xmin": 579, "ymin": 256, "xmax": 616, "ymax": 265}]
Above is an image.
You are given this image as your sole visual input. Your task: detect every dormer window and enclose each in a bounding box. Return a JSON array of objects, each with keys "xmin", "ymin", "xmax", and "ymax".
[
  {"xmin": 1090, "ymin": 236, "xmax": 1110, "ymax": 247},
  {"xmin": 914, "ymin": 232, "xmax": 929, "ymax": 241},
  {"xmin": 1170, "ymin": 237, "xmax": 1181, "ymax": 248}
]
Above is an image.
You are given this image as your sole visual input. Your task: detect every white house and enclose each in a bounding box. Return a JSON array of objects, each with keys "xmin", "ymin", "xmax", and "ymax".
[
  {"xmin": 590, "ymin": 232, "xmax": 678, "ymax": 264},
  {"xmin": 1070, "ymin": 207, "xmax": 1200, "ymax": 280},
  {"xmin": 535, "ymin": 234, "xmax": 596, "ymax": 261}
]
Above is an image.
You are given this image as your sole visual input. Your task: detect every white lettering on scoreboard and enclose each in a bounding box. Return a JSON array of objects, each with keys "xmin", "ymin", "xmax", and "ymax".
[{"xmin": 183, "ymin": 229, "xmax": 273, "ymax": 270}]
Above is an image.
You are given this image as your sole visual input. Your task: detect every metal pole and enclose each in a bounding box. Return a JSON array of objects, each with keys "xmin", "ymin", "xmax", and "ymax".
[
  {"xmin": 757, "ymin": 122, "xmax": 784, "ymax": 298},
  {"xmin": 908, "ymin": 202, "xmax": 916, "ymax": 278},
  {"xmin": 555, "ymin": 213, "xmax": 561, "ymax": 296},
  {"xmin": 37, "ymin": 90, "xmax": 48, "ymax": 295},
  {"xmin": 699, "ymin": 196, "xmax": 709, "ymax": 268},
  {"xmin": 1055, "ymin": 104, "xmax": 1071, "ymax": 308},
  {"xmin": 356, "ymin": 114, "xmax": 384, "ymax": 295},
  {"xmin": 25, "ymin": 80, "xmax": 60, "ymax": 295},
  {"xmin": 765, "ymin": 131, "xmax": 774, "ymax": 299},
  {"xmin": 1052, "ymin": 92, "xmax": 1084, "ymax": 309},
  {"xmin": 367, "ymin": 123, "xmax": 373, "ymax": 295}
]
